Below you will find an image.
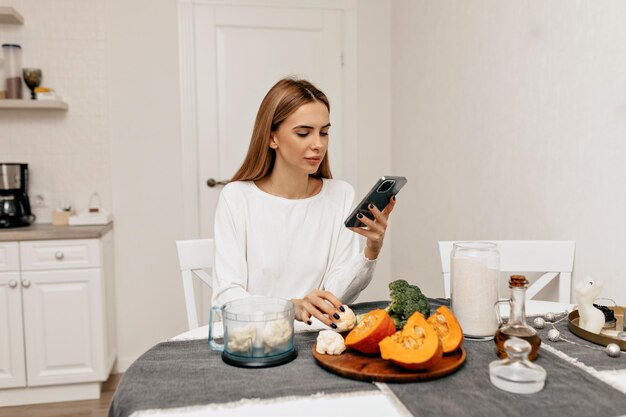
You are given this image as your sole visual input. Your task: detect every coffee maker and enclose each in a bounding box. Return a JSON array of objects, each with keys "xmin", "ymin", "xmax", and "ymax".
[{"xmin": 0, "ymin": 163, "xmax": 36, "ymax": 228}]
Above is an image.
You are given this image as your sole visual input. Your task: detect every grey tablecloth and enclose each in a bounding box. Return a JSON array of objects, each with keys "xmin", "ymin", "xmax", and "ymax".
[
  {"xmin": 388, "ymin": 338, "xmax": 626, "ymax": 417},
  {"xmin": 109, "ymin": 300, "xmax": 626, "ymax": 417},
  {"xmin": 108, "ymin": 302, "xmax": 382, "ymax": 417},
  {"xmin": 535, "ymin": 312, "xmax": 626, "ymax": 371}
]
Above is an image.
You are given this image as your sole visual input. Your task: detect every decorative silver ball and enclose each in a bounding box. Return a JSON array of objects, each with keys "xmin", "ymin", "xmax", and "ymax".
[
  {"xmin": 606, "ymin": 343, "xmax": 621, "ymax": 358},
  {"xmin": 545, "ymin": 312, "xmax": 556, "ymax": 322},
  {"xmin": 547, "ymin": 329, "xmax": 561, "ymax": 342},
  {"xmin": 533, "ymin": 317, "xmax": 546, "ymax": 329}
]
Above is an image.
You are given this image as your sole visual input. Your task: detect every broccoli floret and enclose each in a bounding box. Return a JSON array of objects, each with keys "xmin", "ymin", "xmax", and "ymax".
[{"xmin": 384, "ymin": 279, "xmax": 430, "ymax": 329}]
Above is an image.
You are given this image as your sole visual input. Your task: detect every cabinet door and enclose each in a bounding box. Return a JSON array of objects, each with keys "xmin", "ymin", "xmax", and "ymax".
[
  {"xmin": 0, "ymin": 272, "xmax": 26, "ymax": 389},
  {"xmin": 21, "ymin": 269, "xmax": 106, "ymax": 386}
]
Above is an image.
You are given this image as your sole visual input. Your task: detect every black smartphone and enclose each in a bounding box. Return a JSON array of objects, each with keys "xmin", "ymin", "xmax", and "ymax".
[{"xmin": 344, "ymin": 176, "xmax": 407, "ymax": 227}]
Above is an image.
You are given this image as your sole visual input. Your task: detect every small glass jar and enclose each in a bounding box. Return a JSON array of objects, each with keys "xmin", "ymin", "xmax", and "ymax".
[
  {"xmin": 2, "ymin": 44, "xmax": 23, "ymax": 99},
  {"xmin": 0, "ymin": 57, "xmax": 5, "ymax": 99},
  {"xmin": 451, "ymin": 242, "xmax": 500, "ymax": 340},
  {"xmin": 489, "ymin": 337, "xmax": 546, "ymax": 394}
]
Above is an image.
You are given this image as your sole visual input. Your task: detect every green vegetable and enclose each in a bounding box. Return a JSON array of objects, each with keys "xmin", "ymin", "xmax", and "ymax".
[{"xmin": 384, "ymin": 279, "xmax": 430, "ymax": 329}]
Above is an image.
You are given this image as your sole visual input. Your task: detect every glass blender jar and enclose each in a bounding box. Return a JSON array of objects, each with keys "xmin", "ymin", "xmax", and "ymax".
[{"xmin": 209, "ymin": 297, "xmax": 297, "ymax": 368}]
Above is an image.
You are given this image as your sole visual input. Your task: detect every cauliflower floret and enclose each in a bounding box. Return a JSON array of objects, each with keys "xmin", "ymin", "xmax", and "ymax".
[
  {"xmin": 227, "ymin": 324, "xmax": 256, "ymax": 353},
  {"xmin": 262, "ymin": 319, "xmax": 293, "ymax": 353},
  {"xmin": 316, "ymin": 330, "xmax": 346, "ymax": 355},
  {"xmin": 334, "ymin": 305, "xmax": 357, "ymax": 332}
]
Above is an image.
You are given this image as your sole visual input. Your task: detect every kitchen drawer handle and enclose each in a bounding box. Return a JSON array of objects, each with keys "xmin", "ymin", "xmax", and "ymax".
[
  {"xmin": 8, "ymin": 280, "xmax": 18, "ymax": 288},
  {"xmin": 21, "ymin": 280, "xmax": 31, "ymax": 288},
  {"xmin": 55, "ymin": 251, "xmax": 65, "ymax": 260}
]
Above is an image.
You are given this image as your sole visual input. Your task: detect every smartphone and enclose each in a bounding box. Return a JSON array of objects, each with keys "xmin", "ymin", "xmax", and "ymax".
[{"xmin": 344, "ymin": 176, "xmax": 407, "ymax": 228}]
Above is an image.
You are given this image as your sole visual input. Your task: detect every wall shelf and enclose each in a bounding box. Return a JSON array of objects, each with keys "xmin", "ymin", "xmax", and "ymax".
[
  {"xmin": 0, "ymin": 100, "xmax": 68, "ymax": 110},
  {"xmin": 1, "ymin": 8, "xmax": 68, "ymax": 111},
  {"xmin": 0, "ymin": 7, "xmax": 24, "ymax": 24}
]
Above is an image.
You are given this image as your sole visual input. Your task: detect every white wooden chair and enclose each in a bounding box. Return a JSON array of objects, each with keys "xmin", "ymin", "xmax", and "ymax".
[
  {"xmin": 438, "ymin": 241, "xmax": 576, "ymax": 312},
  {"xmin": 176, "ymin": 239, "xmax": 215, "ymax": 330}
]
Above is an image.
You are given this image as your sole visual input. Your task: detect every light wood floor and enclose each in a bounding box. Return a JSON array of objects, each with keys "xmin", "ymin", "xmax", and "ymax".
[{"xmin": 0, "ymin": 373, "xmax": 122, "ymax": 417}]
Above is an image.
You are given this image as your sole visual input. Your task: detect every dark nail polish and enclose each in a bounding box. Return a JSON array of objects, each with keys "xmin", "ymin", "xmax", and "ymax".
[
  {"xmin": 330, "ymin": 323, "xmax": 337, "ymax": 329},
  {"xmin": 392, "ymin": 195, "xmax": 396, "ymax": 201},
  {"xmin": 333, "ymin": 313, "xmax": 340, "ymax": 319},
  {"xmin": 307, "ymin": 320, "xmax": 312, "ymax": 325},
  {"xmin": 357, "ymin": 213, "xmax": 363, "ymax": 219},
  {"xmin": 339, "ymin": 306, "xmax": 345, "ymax": 312},
  {"xmin": 368, "ymin": 203, "xmax": 374, "ymax": 209}
]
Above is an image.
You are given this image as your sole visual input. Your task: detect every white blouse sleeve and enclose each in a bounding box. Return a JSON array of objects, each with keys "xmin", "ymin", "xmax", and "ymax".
[
  {"xmin": 322, "ymin": 185, "xmax": 377, "ymax": 304},
  {"xmin": 211, "ymin": 187, "xmax": 252, "ymax": 306}
]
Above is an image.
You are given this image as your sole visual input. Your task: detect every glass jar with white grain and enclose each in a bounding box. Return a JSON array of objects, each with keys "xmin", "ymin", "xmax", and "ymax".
[{"xmin": 451, "ymin": 241, "xmax": 500, "ymax": 340}]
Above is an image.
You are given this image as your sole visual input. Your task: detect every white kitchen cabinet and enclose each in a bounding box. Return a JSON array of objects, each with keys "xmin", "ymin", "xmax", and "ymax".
[
  {"xmin": 0, "ymin": 231, "xmax": 116, "ymax": 406},
  {"xmin": 0, "ymin": 266, "xmax": 26, "ymax": 389},
  {"xmin": 22, "ymin": 268, "xmax": 106, "ymax": 386}
]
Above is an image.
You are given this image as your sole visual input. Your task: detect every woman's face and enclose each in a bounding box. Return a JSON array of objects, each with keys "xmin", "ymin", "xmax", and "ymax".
[{"xmin": 270, "ymin": 101, "xmax": 330, "ymax": 176}]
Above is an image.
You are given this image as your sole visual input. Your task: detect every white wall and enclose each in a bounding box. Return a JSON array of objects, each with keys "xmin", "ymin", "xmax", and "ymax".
[
  {"xmin": 390, "ymin": 0, "xmax": 626, "ymax": 305},
  {"xmin": 354, "ymin": 0, "xmax": 394, "ymax": 302},
  {"xmin": 105, "ymin": 0, "xmax": 188, "ymax": 370},
  {"xmin": 0, "ymin": 0, "xmax": 111, "ymax": 221}
]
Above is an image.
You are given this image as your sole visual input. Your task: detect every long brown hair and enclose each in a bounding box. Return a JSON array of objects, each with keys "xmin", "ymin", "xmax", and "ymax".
[{"xmin": 231, "ymin": 77, "xmax": 333, "ymax": 182}]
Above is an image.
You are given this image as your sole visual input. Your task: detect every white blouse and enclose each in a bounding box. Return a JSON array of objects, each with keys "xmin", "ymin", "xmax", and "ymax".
[{"xmin": 212, "ymin": 178, "xmax": 377, "ymax": 307}]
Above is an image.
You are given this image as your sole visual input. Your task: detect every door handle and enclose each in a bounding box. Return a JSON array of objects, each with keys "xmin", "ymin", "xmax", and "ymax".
[
  {"xmin": 206, "ymin": 178, "xmax": 230, "ymax": 188},
  {"xmin": 55, "ymin": 251, "xmax": 65, "ymax": 260},
  {"xmin": 21, "ymin": 280, "xmax": 31, "ymax": 288},
  {"xmin": 8, "ymin": 280, "xmax": 18, "ymax": 288}
]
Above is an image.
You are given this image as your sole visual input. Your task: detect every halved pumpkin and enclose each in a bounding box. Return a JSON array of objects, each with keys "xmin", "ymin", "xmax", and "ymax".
[
  {"xmin": 379, "ymin": 311, "xmax": 442, "ymax": 370},
  {"xmin": 426, "ymin": 305, "xmax": 464, "ymax": 353},
  {"xmin": 345, "ymin": 309, "xmax": 396, "ymax": 354}
]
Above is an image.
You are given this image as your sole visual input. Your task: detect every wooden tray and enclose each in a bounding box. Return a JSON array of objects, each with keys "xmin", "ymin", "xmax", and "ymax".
[
  {"xmin": 312, "ymin": 343, "xmax": 466, "ymax": 382},
  {"xmin": 568, "ymin": 306, "xmax": 626, "ymax": 350}
]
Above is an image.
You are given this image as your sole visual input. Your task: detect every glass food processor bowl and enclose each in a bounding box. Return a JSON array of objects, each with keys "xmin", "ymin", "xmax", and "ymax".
[{"xmin": 209, "ymin": 297, "xmax": 297, "ymax": 368}]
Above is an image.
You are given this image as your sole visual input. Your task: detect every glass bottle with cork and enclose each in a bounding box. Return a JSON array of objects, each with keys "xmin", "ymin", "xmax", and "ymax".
[{"xmin": 494, "ymin": 275, "xmax": 541, "ymax": 361}]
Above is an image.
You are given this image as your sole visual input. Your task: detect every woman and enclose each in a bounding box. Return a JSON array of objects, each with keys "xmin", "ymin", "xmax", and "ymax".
[{"xmin": 212, "ymin": 77, "xmax": 396, "ymax": 328}]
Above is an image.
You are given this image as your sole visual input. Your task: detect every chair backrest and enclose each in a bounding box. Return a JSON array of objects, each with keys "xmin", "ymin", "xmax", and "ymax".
[
  {"xmin": 438, "ymin": 240, "xmax": 576, "ymax": 303},
  {"xmin": 176, "ymin": 238, "xmax": 215, "ymax": 330}
]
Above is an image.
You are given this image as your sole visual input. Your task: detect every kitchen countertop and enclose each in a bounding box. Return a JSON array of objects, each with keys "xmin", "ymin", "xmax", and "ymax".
[{"xmin": 0, "ymin": 222, "xmax": 113, "ymax": 241}]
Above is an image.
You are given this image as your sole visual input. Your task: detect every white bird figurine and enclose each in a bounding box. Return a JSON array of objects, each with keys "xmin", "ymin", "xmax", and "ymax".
[{"xmin": 574, "ymin": 278, "xmax": 605, "ymax": 334}]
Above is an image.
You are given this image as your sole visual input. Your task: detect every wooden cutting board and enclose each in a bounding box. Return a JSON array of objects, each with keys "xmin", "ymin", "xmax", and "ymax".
[{"xmin": 312, "ymin": 343, "xmax": 466, "ymax": 383}]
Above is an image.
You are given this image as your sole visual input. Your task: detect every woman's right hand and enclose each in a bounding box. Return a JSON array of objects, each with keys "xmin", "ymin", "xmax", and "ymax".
[{"xmin": 291, "ymin": 289, "xmax": 345, "ymax": 329}]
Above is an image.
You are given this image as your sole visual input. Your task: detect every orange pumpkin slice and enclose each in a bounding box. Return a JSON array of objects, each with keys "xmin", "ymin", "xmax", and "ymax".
[
  {"xmin": 379, "ymin": 311, "xmax": 443, "ymax": 370},
  {"xmin": 427, "ymin": 305, "xmax": 464, "ymax": 353},
  {"xmin": 345, "ymin": 309, "xmax": 396, "ymax": 354}
]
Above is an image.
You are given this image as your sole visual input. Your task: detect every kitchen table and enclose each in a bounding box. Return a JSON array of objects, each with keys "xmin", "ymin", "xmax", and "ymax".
[{"xmin": 108, "ymin": 301, "xmax": 626, "ymax": 417}]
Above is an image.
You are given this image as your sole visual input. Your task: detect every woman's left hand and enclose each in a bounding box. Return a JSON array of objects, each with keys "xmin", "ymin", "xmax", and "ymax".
[{"xmin": 348, "ymin": 196, "xmax": 397, "ymax": 260}]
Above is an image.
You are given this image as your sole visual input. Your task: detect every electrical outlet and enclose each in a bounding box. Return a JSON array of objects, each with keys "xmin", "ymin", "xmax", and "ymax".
[{"xmin": 31, "ymin": 192, "xmax": 49, "ymax": 208}]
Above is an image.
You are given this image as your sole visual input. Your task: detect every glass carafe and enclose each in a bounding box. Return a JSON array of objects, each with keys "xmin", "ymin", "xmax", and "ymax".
[{"xmin": 494, "ymin": 275, "xmax": 541, "ymax": 361}]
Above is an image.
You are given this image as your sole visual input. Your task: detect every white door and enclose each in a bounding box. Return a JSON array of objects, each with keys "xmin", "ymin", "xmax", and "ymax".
[
  {"xmin": 179, "ymin": 1, "xmax": 356, "ymax": 240},
  {"xmin": 0, "ymin": 272, "xmax": 26, "ymax": 389},
  {"xmin": 21, "ymin": 269, "xmax": 105, "ymax": 386}
]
